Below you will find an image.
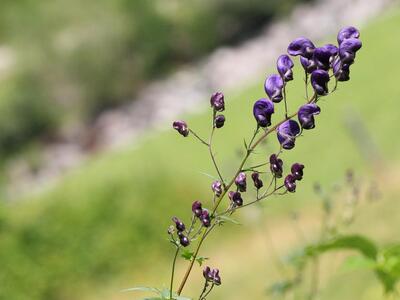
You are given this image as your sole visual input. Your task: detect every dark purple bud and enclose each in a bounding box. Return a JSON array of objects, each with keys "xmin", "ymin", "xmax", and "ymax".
[
  {"xmin": 173, "ymin": 120, "xmax": 189, "ymax": 137},
  {"xmin": 214, "ymin": 114, "xmax": 225, "ymax": 128},
  {"xmin": 210, "ymin": 92, "xmax": 225, "ymax": 112},
  {"xmin": 179, "ymin": 235, "xmax": 190, "ymax": 247},
  {"xmin": 269, "ymin": 154, "xmax": 283, "ymax": 178},
  {"xmin": 313, "ymin": 44, "xmax": 338, "ymax": 70},
  {"xmin": 235, "ymin": 172, "xmax": 247, "ymax": 192},
  {"xmin": 287, "ymin": 37, "xmax": 315, "ymax": 58},
  {"xmin": 201, "ymin": 210, "xmax": 211, "ymax": 227},
  {"xmin": 311, "ymin": 70, "xmax": 330, "ymax": 95},
  {"xmin": 291, "ymin": 163, "xmax": 305, "ymax": 181},
  {"xmin": 333, "ymin": 57, "xmax": 350, "ymax": 81},
  {"xmin": 192, "ymin": 201, "xmax": 203, "ymax": 217},
  {"xmin": 284, "ymin": 174, "xmax": 297, "ymax": 193},
  {"xmin": 277, "ymin": 120, "xmax": 301, "ymax": 150},
  {"xmin": 339, "ymin": 38, "xmax": 362, "ymax": 64},
  {"xmin": 300, "ymin": 57, "xmax": 317, "ymax": 74},
  {"xmin": 251, "ymin": 172, "xmax": 263, "ymax": 189},
  {"xmin": 228, "ymin": 191, "xmax": 243, "ymax": 207},
  {"xmin": 203, "ymin": 266, "xmax": 212, "ymax": 281},
  {"xmin": 211, "ymin": 180, "xmax": 223, "ymax": 197},
  {"xmin": 264, "ymin": 74, "xmax": 284, "ymax": 103},
  {"xmin": 277, "ymin": 54, "xmax": 294, "ymax": 82},
  {"xmin": 253, "ymin": 98, "xmax": 274, "ymax": 128},
  {"xmin": 337, "ymin": 26, "xmax": 360, "ymax": 45},
  {"xmin": 212, "ymin": 269, "xmax": 222, "ymax": 286},
  {"xmin": 298, "ymin": 103, "xmax": 321, "ymax": 130},
  {"xmin": 172, "ymin": 217, "xmax": 186, "ymax": 232}
]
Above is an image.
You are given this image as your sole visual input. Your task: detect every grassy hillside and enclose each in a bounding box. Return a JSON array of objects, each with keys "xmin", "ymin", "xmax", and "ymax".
[{"xmin": 1, "ymin": 7, "xmax": 400, "ymax": 300}]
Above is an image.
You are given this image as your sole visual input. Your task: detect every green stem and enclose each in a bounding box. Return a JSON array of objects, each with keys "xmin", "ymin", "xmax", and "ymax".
[{"xmin": 169, "ymin": 246, "xmax": 180, "ymax": 299}]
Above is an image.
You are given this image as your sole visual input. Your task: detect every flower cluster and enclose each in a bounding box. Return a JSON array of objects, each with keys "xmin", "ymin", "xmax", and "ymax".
[{"xmin": 167, "ymin": 26, "xmax": 362, "ymax": 299}]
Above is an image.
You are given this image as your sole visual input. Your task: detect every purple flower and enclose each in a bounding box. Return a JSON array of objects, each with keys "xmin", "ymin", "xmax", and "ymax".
[
  {"xmin": 178, "ymin": 232, "xmax": 190, "ymax": 247},
  {"xmin": 192, "ymin": 201, "xmax": 203, "ymax": 217},
  {"xmin": 287, "ymin": 37, "xmax": 315, "ymax": 58},
  {"xmin": 284, "ymin": 174, "xmax": 297, "ymax": 193},
  {"xmin": 172, "ymin": 217, "xmax": 185, "ymax": 232},
  {"xmin": 203, "ymin": 266, "xmax": 212, "ymax": 280},
  {"xmin": 269, "ymin": 154, "xmax": 283, "ymax": 178},
  {"xmin": 298, "ymin": 103, "xmax": 321, "ymax": 129},
  {"xmin": 337, "ymin": 26, "xmax": 360, "ymax": 45},
  {"xmin": 339, "ymin": 38, "xmax": 362, "ymax": 64},
  {"xmin": 235, "ymin": 172, "xmax": 247, "ymax": 192},
  {"xmin": 291, "ymin": 163, "xmax": 305, "ymax": 181},
  {"xmin": 277, "ymin": 120, "xmax": 301, "ymax": 150},
  {"xmin": 333, "ymin": 57, "xmax": 350, "ymax": 81},
  {"xmin": 212, "ymin": 269, "xmax": 221, "ymax": 286},
  {"xmin": 253, "ymin": 98, "xmax": 274, "ymax": 127},
  {"xmin": 300, "ymin": 57, "xmax": 317, "ymax": 73},
  {"xmin": 173, "ymin": 120, "xmax": 189, "ymax": 137},
  {"xmin": 210, "ymin": 92, "xmax": 225, "ymax": 112},
  {"xmin": 201, "ymin": 210, "xmax": 211, "ymax": 227},
  {"xmin": 214, "ymin": 114, "xmax": 225, "ymax": 128},
  {"xmin": 211, "ymin": 180, "xmax": 223, "ymax": 197},
  {"xmin": 313, "ymin": 44, "xmax": 338, "ymax": 70},
  {"xmin": 251, "ymin": 172, "xmax": 263, "ymax": 189},
  {"xmin": 264, "ymin": 74, "xmax": 284, "ymax": 103},
  {"xmin": 311, "ymin": 70, "xmax": 330, "ymax": 95},
  {"xmin": 228, "ymin": 191, "xmax": 243, "ymax": 207},
  {"xmin": 203, "ymin": 267, "xmax": 222, "ymax": 286},
  {"xmin": 277, "ymin": 54, "xmax": 294, "ymax": 82}
]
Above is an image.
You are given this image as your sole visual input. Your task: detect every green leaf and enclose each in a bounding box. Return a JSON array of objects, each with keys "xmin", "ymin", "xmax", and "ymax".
[
  {"xmin": 181, "ymin": 249, "xmax": 195, "ymax": 261},
  {"xmin": 196, "ymin": 256, "xmax": 209, "ymax": 266},
  {"xmin": 341, "ymin": 255, "xmax": 376, "ymax": 272},
  {"xmin": 217, "ymin": 215, "xmax": 241, "ymax": 225}
]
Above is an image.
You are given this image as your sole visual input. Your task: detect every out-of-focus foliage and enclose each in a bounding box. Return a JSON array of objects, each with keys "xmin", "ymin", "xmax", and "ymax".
[{"xmin": 0, "ymin": 0, "xmax": 311, "ymax": 157}]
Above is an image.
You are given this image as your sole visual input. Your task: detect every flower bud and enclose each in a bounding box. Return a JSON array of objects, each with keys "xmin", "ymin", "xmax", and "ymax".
[
  {"xmin": 277, "ymin": 54, "xmax": 294, "ymax": 82},
  {"xmin": 210, "ymin": 92, "xmax": 225, "ymax": 112},
  {"xmin": 172, "ymin": 120, "xmax": 189, "ymax": 137},
  {"xmin": 172, "ymin": 216, "xmax": 186, "ymax": 232},
  {"xmin": 211, "ymin": 180, "xmax": 223, "ymax": 197},
  {"xmin": 277, "ymin": 120, "xmax": 301, "ymax": 150},
  {"xmin": 291, "ymin": 163, "xmax": 305, "ymax": 181},
  {"xmin": 201, "ymin": 210, "xmax": 211, "ymax": 227},
  {"xmin": 298, "ymin": 103, "xmax": 321, "ymax": 130},
  {"xmin": 251, "ymin": 172, "xmax": 263, "ymax": 189},
  {"xmin": 284, "ymin": 174, "xmax": 297, "ymax": 193},
  {"xmin": 179, "ymin": 235, "xmax": 190, "ymax": 247},
  {"xmin": 311, "ymin": 70, "xmax": 330, "ymax": 95},
  {"xmin": 192, "ymin": 201, "xmax": 203, "ymax": 217},
  {"xmin": 214, "ymin": 114, "xmax": 225, "ymax": 128},
  {"xmin": 235, "ymin": 172, "xmax": 247, "ymax": 192},
  {"xmin": 253, "ymin": 98, "xmax": 274, "ymax": 128},
  {"xmin": 264, "ymin": 74, "xmax": 284, "ymax": 103},
  {"xmin": 167, "ymin": 225, "xmax": 175, "ymax": 235},
  {"xmin": 228, "ymin": 191, "xmax": 243, "ymax": 207},
  {"xmin": 269, "ymin": 154, "xmax": 283, "ymax": 178}
]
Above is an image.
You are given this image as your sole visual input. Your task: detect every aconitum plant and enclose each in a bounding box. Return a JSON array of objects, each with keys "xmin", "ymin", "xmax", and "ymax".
[{"xmin": 128, "ymin": 26, "xmax": 362, "ymax": 300}]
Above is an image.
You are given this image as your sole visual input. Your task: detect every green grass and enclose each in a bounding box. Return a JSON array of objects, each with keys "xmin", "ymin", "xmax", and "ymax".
[{"xmin": 1, "ymin": 7, "xmax": 400, "ymax": 300}]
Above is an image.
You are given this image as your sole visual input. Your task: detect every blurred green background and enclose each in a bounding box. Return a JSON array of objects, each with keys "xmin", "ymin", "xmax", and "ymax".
[{"xmin": 0, "ymin": 1, "xmax": 399, "ymax": 300}]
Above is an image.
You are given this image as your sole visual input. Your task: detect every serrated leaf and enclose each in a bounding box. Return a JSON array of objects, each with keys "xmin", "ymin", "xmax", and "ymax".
[
  {"xmin": 196, "ymin": 256, "xmax": 209, "ymax": 266},
  {"xmin": 181, "ymin": 249, "xmax": 195, "ymax": 261},
  {"xmin": 217, "ymin": 215, "xmax": 241, "ymax": 225}
]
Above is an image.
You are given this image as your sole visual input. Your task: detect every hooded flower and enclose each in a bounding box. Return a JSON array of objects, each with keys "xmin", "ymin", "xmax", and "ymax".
[
  {"xmin": 287, "ymin": 37, "xmax": 315, "ymax": 58},
  {"xmin": 269, "ymin": 154, "xmax": 283, "ymax": 178},
  {"xmin": 339, "ymin": 38, "xmax": 362, "ymax": 64},
  {"xmin": 291, "ymin": 163, "xmax": 305, "ymax": 181},
  {"xmin": 235, "ymin": 172, "xmax": 247, "ymax": 192},
  {"xmin": 300, "ymin": 56, "xmax": 317, "ymax": 73},
  {"xmin": 211, "ymin": 180, "xmax": 223, "ymax": 197},
  {"xmin": 333, "ymin": 57, "xmax": 351, "ymax": 81},
  {"xmin": 251, "ymin": 172, "xmax": 263, "ymax": 189},
  {"xmin": 228, "ymin": 191, "xmax": 243, "ymax": 207},
  {"xmin": 277, "ymin": 54, "xmax": 294, "ymax": 81},
  {"xmin": 203, "ymin": 267, "xmax": 221, "ymax": 286},
  {"xmin": 298, "ymin": 103, "xmax": 321, "ymax": 129},
  {"xmin": 284, "ymin": 174, "xmax": 297, "ymax": 193},
  {"xmin": 210, "ymin": 92, "xmax": 225, "ymax": 112},
  {"xmin": 264, "ymin": 74, "xmax": 284, "ymax": 102},
  {"xmin": 200, "ymin": 210, "xmax": 211, "ymax": 227},
  {"xmin": 277, "ymin": 120, "xmax": 301, "ymax": 150},
  {"xmin": 311, "ymin": 70, "xmax": 330, "ymax": 95},
  {"xmin": 173, "ymin": 120, "xmax": 189, "ymax": 137},
  {"xmin": 313, "ymin": 44, "xmax": 338, "ymax": 70},
  {"xmin": 192, "ymin": 201, "xmax": 203, "ymax": 217},
  {"xmin": 337, "ymin": 26, "xmax": 360, "ymax": 45},
  {"xmin": 253, "ymin": 98, "xmax": 274, "ymax": 127},
  {"xmin": 172, "ymin": 217, "xmax": 186, "ymax": 232}
]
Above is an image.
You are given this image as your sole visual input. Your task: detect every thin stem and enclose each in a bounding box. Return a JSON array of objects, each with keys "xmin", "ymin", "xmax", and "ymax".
[
  {"xmin": 209, "ymin": 112, "xmax": 225, "ymax": 186},
  {"xmin": 189, "ymin": 129, "xmax": 209, "ymax": 146},
  {"xmin": 305, "ymin": 71, "xmax": 309, "ymax": 99},
  {"xmin": 201, "ymin": 284, "xmax": 215, "ymax": 300},
  {"xmin": 198, "ymin": 280, "xmax": 209, "ymax": 300},
  {"xmin": 169, "ymin": 246, "xmax": 180, "ymax": 299},
  {"xmin": 283, "ymin": 84, "xmax": 288, "ymax": 119}
]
